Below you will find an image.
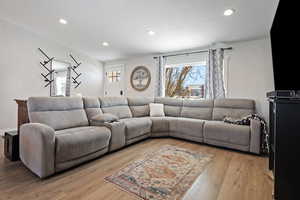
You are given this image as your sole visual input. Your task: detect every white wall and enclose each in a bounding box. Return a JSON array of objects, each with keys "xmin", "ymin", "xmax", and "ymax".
[
  {"xmin": 0, "ymin": 19, "xmax": 104, "ymax": 134},
  {"xmin": 105, "ymin": 56, "xmax": 157, "ymax": 98},
  {"xmin": 226, "ymin": 38, "xmax": 274, "ymax": 122},
  {"xmin": 105, "ymin": 37, "xmax": 274, "ymax": 121}
]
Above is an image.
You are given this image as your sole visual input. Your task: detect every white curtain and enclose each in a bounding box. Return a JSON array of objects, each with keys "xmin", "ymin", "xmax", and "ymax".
[
  {"xmin": 205, "ymin": 49, "xmax": 226, "ymax": 99},
  {"xmin": 155, "ymin": 56, "xmax": 166, "ymax": 97}
]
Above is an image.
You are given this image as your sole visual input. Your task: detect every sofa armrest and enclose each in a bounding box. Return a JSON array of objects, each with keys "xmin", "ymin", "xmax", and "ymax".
[
  {"xmin": 90, "ymin": 121, "xmax": 126, "ymax": 152},
  {"xmin": 20, "ymin": 123, "xmax": 55, "ymax": 178},
  {"xmin": 250, "ymin": 119, "xmax": 261, "ymax": 154}
]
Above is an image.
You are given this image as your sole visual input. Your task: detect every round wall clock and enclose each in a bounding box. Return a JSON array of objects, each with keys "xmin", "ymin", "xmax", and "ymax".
[{"xmin": 130, "ymin": 66, "xmax": 151, "ymax": 91}]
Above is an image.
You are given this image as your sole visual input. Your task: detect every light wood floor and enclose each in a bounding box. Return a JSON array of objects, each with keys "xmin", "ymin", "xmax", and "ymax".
[{"xmin": 0, "ymin": 138, "xmax": 273, "ymax": 200}]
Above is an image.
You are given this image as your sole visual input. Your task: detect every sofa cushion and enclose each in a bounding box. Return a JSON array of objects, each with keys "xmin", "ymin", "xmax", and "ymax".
[
  {"xmin": 213, "ymin": 99, "xmax": 255, "ymax": 121},
  {"xmin": 28, "ymin": 97, "xmax": 84, "ymax": 112},
  {"xmin": 28, "ymin": 97, "xmax": 89, "ymax": 130},
  {"xmin": 169, "ymin": 117, "xmax": 204, "ymax": 138},
  {"xmin": 181, "ymin": 99, "xmax": 213, "ymax": 120},
  {"xmin": 203, "ymin": 121, "xmax": 250, "ymax": 146},
  {"xmin": 120, "ymin": 117, "xmax": 152, "ymax": 140},
  {"xmin": 100, "ymin": 97, "xmax": 132, "ymax": 119},
  {"xmin": 127, "ymin": 97, "xmax": 154, "ymax": 117},
  {"xmin": 155, "ymin": 97, "xmax": 183, "ymax": 117},
  {"xmin": 55, "ymin": 126, "xmax": 111, "ymax": 163},
  {"xmin": 83, "ymin": 97, "xmax": 103, "ymax": 120}
]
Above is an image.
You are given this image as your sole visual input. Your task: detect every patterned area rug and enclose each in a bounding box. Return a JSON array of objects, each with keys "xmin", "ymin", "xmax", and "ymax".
[{"xmin": 105, "ymin": 145, "xmax": 214, "ymax": 200}]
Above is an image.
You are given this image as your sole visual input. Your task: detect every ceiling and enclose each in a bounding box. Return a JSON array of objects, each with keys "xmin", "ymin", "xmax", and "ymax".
[{"xmin": 0, "ymin": 0, "xmax": 279, "ymax": 61}]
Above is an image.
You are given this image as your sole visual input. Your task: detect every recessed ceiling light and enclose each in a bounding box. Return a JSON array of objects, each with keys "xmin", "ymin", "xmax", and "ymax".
[
  {"xmin": 102, "ymin": 42, "xmax": 109, "ymax": 46},
  {"xmin": 224, "ymin": 9, "xmax": 235, "ymax": 16},
  {"xmin": 148, "ymin": 30, "xmax": 156, "ymax": 36},
  {"xmin": 59, "ymin": 18, "xmax": 68, "ymax": 24}
]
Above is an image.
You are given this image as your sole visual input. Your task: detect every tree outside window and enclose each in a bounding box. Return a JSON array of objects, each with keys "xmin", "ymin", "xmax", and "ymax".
[{"xmin": 165, "ymin": 63, "xmax": 206, "ymax": 98}]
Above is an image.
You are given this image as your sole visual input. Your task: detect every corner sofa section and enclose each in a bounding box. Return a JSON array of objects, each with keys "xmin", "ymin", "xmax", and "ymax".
[{"xmin": 20, "ymin": 96, "xmax": 261, "ymax": 178}]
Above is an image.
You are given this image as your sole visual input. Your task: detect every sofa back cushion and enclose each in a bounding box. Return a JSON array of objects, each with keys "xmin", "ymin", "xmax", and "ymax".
[
  {"xmin": 181, "ymin": 99, "xmax": 213, "ymax": 120},
  {"xmin": 155, "ymin": 97, "xmax": 183, "ymax": 117},
  {"xmin": 100, "ymin": 97, "xmax": 132, "ymax": 119},
  {"xmin": 27, "ymin": 97, "xmax": 89, "ymax": 130},
  {"xmin": 83, "ymin": 97, "xmax": 103, "ymax": 120},
  {"xmin": 127, "ymin": 97, "xmax": 154, "ymax": 117},
  {"xmin": 212, "ymin": 99, "xmax": 255, "ymax": 121}
]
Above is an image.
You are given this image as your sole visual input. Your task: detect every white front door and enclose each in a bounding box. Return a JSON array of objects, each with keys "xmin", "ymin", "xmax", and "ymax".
[{"xmin": 104, "ymin": 64, "xmax": 125, "ymax": 97}]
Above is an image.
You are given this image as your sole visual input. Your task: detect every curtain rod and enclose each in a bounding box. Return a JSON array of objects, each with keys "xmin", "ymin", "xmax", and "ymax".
[{"xmin": 153, "ymin": 47, "xmax": 233, "ymax": 59}]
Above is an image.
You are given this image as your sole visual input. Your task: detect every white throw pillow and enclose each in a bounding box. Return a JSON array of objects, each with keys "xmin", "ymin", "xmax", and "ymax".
[{"xmin": 149, "ymin": 103, "xmax": 165, "ymax": 117}]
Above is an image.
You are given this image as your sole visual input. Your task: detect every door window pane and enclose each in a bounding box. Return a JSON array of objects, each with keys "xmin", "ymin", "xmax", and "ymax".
[{"xmin": 107, "ymin": 70, "xmax": 121, "ymax": 82}]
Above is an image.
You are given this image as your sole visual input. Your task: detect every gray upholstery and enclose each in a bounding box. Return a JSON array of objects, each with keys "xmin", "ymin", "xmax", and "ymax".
[
  {"xmin": 169, "ymin": 118, "xmax": 204, "ymax": 139},
  {"xmin": 150, "ymin": 117, "xmax": 171, "ymax": 137},
  {"xmin": 181, "ymin": 99, "xmax": 213, "ymax": 120},
  {"xmin": 128, "ymin": 97, "xmax": 154, "ymax": 117},
  {"xmin": 28, "ymin": 97, "xmax": 89, "ymax": 130},
  {"xmin": 100, "ymin": 97, "xmax": 132, "ymax": 119},
  {"xmin": 120, "ymin": 117, "xmax": 152, "ymax": 140},
  {"xmin": 101, "ymin": 121, "xmax": 126, "ymax": 152},
  {"xmin": 83, "ymin": 97, "xmax": 103, "ymax": 120},
  {"xmin": 126, "ymin": 133, "xmax": 151, "ymax": 145},
  {"xmin": 20, "ymin": 96, "xmax": 262, "ymax": 179},
  {"xmin": 29, "ymin": 110, "xmax": 89, "ymax": 131},
  {"xmin": 203, "ymin": 121, "xmax": 250, "ymax": 147},
  {"xmin": 20, "ymin": 123, "xmax": 55, "ymax": 178},
  {"xmin": 203, "ymin": 139, "xmax": 249, "ymax": 152},
  {"xmin": 250, "ymin": 119, "xmax": 261, "ymax": 154},
  {"xmin": 28, "ymin": 97, "xmax": 84, "ymax": 112},
  {"xmin": 55, "ymin": 126, "xmax": 111, "ymax": 163},
  {"xmin": 170, "ymin": 132, "xmax": 203, "ymax": 143},
  {"xmin": 56, "ymin": 147, "xmax": 108, "ymax": 172},
  {"xmin": 90, "ymin": 113, "xmax": 119, "ymax": 123},
  {"xmin": 155, "ymin": 97, "xmax": 183, "ymax": 117},
  {"xmin": 101, "ymin": 97, "xmax": 128, "ymax": 107},
  {"xmin": 212, "ymin": 99, "xmax": 255, "ymax": 121}
]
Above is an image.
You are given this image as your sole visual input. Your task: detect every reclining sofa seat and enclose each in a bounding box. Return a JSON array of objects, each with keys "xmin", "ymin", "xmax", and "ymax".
[
  {"xmin": 20, "ymin": 97, "xmax": 111, "ymax": 178},
  {"xmin": 154, "ymin": 97, "xmax": 213, "ymax": 143},
  {"xmin": 153, "ymin": 97, "xmax": 258, "ymax": 153},
  {"xmin": 124, "ymin": 97, "xmax": 152, "ymax": 144},
  {"xmin": 204, "ymin": 99, "xmax": 256, "ymax": 152},
  {"xmin": 83, "ymin": 97, "xmax": 153, "ymax": 148},
  {"xmin": 20, "ymin": 96, "xmax": 261, "ymax": 179}
]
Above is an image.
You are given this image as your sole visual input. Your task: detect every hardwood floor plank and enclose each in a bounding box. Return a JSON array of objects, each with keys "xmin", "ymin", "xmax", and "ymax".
[
  {"xmin": 0, "ymin": 138, "xmax": 271, "ymax": 200},
  {"xmin": 216, "ymin": 153, "xmax": 272, "ymax": 200}
]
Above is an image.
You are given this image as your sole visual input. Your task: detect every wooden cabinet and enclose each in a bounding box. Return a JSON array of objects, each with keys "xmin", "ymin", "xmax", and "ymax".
[{"xmin": 14, "ymin": 99, "xmax": 29, "ymax": 133}]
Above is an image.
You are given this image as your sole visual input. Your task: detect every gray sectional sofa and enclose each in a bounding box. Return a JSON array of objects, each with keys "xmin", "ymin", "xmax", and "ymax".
[{"xmin": 20, "ymin": 96, "xmax": 261, "ymax": 178}]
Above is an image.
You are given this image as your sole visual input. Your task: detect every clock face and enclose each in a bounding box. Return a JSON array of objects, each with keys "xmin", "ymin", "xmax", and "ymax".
[{"xmin": 130, "ymin": 66, "xmax": 151, "ymax": 91}]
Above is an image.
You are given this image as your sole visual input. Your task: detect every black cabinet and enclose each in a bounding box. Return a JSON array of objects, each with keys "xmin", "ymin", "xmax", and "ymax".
[
  {"xmin": 268, "ymin": 95, "xmax": 300, "ymax": 200},
  {"xmin": 4, "ymin": 130, "xmax": 19, "ymax": 161}
]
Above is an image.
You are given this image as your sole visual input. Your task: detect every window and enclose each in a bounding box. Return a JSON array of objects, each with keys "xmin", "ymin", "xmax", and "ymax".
[
  {"xmin": 165, "ymin": 63, "xmax": 206, "ymax": 98},
  {"xmin": 106, "ymin": 71, "xmax": 121, "ymax": 82}
]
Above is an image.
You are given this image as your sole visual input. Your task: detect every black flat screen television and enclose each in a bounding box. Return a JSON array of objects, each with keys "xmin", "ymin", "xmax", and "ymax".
[{"xmin": 271, "ymin": 1, "xmax": 299, "ymax": 91}]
